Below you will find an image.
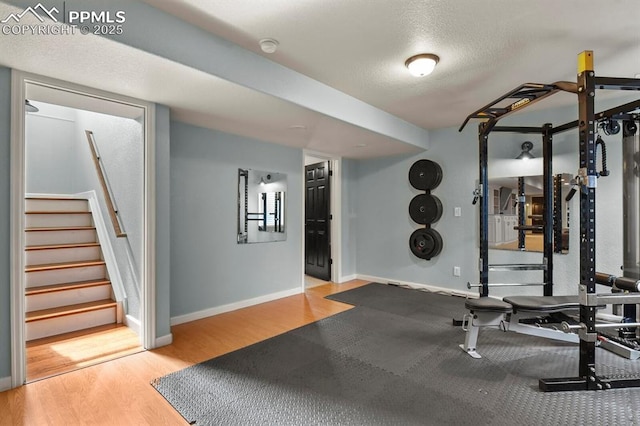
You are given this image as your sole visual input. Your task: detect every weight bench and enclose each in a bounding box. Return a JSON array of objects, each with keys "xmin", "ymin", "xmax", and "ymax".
[{"xmin": 460, "ymin": 295, "xmax": 580, "ymax": 359}]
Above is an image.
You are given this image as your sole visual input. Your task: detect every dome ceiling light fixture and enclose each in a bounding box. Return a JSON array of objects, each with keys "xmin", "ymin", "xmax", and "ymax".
[
  {"xmin": 405, "ymin": 53, "xmax": 439, "ymax": 77},
  {"xmin": 259, "ymin": 38, "xmax": 279, "ymax": 54}
]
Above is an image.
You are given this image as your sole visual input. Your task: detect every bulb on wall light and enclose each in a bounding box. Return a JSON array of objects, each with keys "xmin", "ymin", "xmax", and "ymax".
[
  {"xmin": 405, "ymin": 54, "xmax": 439, "ymax": 77},
  {"xmin": 516, "ymin": 141, "xmax": 534, "ymax": 161}
]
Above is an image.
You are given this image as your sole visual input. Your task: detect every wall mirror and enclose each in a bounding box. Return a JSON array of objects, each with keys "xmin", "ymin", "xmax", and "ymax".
[
  {"xmin": 237, "ymin": 168, "xmax": 287, "ymax": 244},
  {"xmin": 487, "ymin": 173, "xmax": 571, "ymax": 253}
]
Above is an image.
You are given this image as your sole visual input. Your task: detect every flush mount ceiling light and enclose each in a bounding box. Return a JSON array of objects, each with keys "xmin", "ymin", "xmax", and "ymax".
[
  {"xmin": 516, "ymin": 141, "xmax": 534, "ymax": 161},
  {"xmin": 259, "ymin": 38, "xmax": 279, "ymax": 54},
  {"xmin": 405, "ymin": 53, "xmax": 439, "ymax": 77},
  {"xmin": 25, "ymin": 99, "xmax": 39, "ymax": 113}
]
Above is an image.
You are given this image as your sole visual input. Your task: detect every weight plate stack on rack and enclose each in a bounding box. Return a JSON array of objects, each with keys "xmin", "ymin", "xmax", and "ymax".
[{"xmin": 408, "ymin": 159, "xmax": 443, "ymax": 260}]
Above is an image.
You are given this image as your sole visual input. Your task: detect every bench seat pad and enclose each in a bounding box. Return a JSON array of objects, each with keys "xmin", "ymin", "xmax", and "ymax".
[
  {"xmin": 465, "ymin": 297, "xmax": 512, "ymax": 313},
  {"xmin": 502, "ymin": 295, "xmax": 577, "ymax": 313}
]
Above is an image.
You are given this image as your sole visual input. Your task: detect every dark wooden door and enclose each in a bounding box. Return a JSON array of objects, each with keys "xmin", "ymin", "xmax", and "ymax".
[{"xmin": 305, "ymin": 161, "xmax": 331, "ymax": 280}]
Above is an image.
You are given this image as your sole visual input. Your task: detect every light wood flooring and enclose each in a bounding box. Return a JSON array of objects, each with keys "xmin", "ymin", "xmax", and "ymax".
[
  {"xmin": 27, "ymin": 324, "xmax": 143, "ymax": 382},
  {"xmin": 0, "ymin": 279, "xmax": 369, "ymax": 425}
]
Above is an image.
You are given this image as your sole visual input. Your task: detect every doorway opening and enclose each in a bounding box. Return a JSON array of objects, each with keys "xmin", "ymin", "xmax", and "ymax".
[
  {"xmin": 303, "ymin": 153, "xmax": 341, "ymax": 288},
  {"xmin": 11, "ymin": 72, "xmax": 156, "ymax": 386}
]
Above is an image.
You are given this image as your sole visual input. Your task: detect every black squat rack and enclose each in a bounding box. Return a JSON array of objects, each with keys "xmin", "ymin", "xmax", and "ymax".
[{"xmin": 460, "ymin": 51, "xmax": 640, "ymax": 392}]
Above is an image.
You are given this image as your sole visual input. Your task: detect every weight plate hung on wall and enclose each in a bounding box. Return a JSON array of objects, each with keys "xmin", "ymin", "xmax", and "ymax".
[
  {"xmin": 409, "ymin": 194, "xmax": 443, "ymax": 224},
  {"xmin": 408, "ymin": 159, "xmax": 443, "ymax": 190},
  {"xmin": 409, "ymin": 228, "xmax": 443, "ymax": 260}
]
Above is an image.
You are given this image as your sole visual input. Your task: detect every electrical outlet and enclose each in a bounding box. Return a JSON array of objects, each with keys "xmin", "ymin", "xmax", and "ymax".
[{"xmin": 453, "ymin": 266, "xmax": 461, "ymax": 277}]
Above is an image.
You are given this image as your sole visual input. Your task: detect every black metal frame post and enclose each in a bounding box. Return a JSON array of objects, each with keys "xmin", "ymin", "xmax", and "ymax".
[
  {"xmin": 542, "ymin": 124, "xmax": 554, "ymax": 296},
  {"xmin": 238, "ymin": 169, "xmax": 249, "ymax": 243},
  {"xmin": 540, "ymin": 51, "xmax": 599, "ymax": 391},
  {"xmin": 261, "ymin": 192, "xmax": 267, "ymax": 230},
  {"xmin": 517, "ymin": 177, "xmax": 525, "ymax": 250},
  {"xmin": 479, "ymin": 124, "xmax": 490, "ymax": 297},
  {"xmin": 576, "ymin": 52, "xmax": 598, "ymax": 386},
  {"xmin": 553, "ymin": 174, "xmax": 563, "ymax": 253},
  {"xmin": 622, "ymin": 119, "xmax": 639, "ymax": 333}
]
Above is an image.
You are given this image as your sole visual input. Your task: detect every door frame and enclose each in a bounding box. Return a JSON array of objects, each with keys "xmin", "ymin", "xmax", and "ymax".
[
  {"xmin": 10, "ymin": 70, "xmax": 156, "ymax": 387},
  {"xmin": 302, "ymin": 151, "xmax": 342, "ymax": 286}
]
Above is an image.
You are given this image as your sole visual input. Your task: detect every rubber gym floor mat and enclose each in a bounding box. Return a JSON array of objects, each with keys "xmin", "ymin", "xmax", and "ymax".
[{"xmin": 152, "ymin": 283, "xmax": 640, "ymax": 425}]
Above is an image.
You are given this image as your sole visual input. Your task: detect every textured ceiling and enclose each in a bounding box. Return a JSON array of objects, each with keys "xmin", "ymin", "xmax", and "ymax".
[
  {"xmin": 1, "ymin": 0, "xmax": 639, "ymax": 158},
  {"xmin": 144, "ymin": 0, "xmax": 640, "ymax": 130}
]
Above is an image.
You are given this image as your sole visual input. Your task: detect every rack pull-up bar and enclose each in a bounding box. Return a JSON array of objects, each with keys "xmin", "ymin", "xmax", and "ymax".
[{"xmin": 458, "ymin": 81, "xmax": 577, "ymax": 132}]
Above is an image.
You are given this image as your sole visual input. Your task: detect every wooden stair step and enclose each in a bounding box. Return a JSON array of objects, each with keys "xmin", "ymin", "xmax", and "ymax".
[
  {"xmin": 26, "ymin": 279, "xmax": 112, "ymax": 296},
  {"xmin": 25, "ymin": 197, "xmax": 88, "ymax": 201},
  {"xmin": 25, "ymin": 211, "xmax": 92, "ymax": 215},
  {"xmin": 26, "ymin": 299, "xmax": 117, "ymax": 323},
  {"xmin": 25, "ymin": 226, "xmax": 96, "ymax": 232},
  {"xmin": 26, "ymin": 242, "xmax": 100, "ymax": 251},
  {"xmin": 26, "ymin": 259, "xmax": 105, "ymax": 273}
]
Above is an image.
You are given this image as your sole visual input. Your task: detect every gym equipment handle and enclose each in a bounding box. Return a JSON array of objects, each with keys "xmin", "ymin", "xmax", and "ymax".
[
  {"xmin": 595, "ymin": 272, "xmax": 640, "ymax": 292},
  {"xmin": 488, "ymin": 263, "xmax": 547, "ymax": 271},
  {"xmin": 561, "ymin": 321, "xmax": 640, "ymax": 333},
  {"xmin": 467, "ymin": 282, "xmax": 545, "ymax": 289}
]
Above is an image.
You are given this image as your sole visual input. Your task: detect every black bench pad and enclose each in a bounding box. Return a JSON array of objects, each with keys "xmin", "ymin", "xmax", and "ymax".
[
  {"xmin": 502, "ymin": 295, "xmax": 578, "ymax": 313},
  {"xmin": 465, "ymin": 297, "xmax": 512, "ymax": 313}
]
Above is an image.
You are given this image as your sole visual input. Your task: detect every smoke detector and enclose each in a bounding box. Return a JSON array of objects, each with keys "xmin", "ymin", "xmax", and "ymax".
[{"xmin": 259, "ymin": 38, "xmax": 279, "ymax": 54}]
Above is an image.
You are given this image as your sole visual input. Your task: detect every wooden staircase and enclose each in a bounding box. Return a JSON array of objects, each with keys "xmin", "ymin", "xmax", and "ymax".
[{"xmin": 25, "ymin": 197, "xmax": 121, "ymax": 341}]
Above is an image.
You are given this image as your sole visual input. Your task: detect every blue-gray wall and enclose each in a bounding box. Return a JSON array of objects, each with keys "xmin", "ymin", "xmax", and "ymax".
[
  {"xmin": 25, "ymin": 104, "xmax": 76, "ymax": 193},
  {"xmin": 170, "ymin": 121, "xmax": 303, "ymax": 318},
  {"xmin": 0, "ymin": 66, "xmax": 11, "ymax": 380},
  {"xmin": 341, "ymin": 159, "xmax": 358, "ymax": 278},
  {"xmin": 353, "ymin": 141, "xmax": 477, "ymax": 294}
]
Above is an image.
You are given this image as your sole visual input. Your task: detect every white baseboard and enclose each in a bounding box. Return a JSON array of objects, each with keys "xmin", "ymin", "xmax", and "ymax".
[
  {"xmin": 0, "ymin": 376, "xmax": 12, "ymax": 392},
  {"xmin": 356, "ymin": 274, "xmax": 478, "ymax": 299},
  {"xmin": 338, "ymin": 274, "xmax": 358, "ymax": 283},
  {"xmin": 171, "ymin": 287, "xmax": 303, "ymax": 326},
  {"xmin": 155, "ymin": 333, "xmax": 173, "ymax": 348},
  {"xmin": 124, "ymin": 314, "xmax": 141, "ymax": 336}
]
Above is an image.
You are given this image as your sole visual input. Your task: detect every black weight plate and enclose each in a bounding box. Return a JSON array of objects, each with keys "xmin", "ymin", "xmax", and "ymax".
[
  {"xmin": 409, "ymin": 194, "xmax": 443, "ymax": 224},
  {"xmin": 409, "ymin": 228, "xmax": 443, "ymax": 260},
  {"xmin": 408, "ymin": 159, "xmax": 443, "ymax": 190}
]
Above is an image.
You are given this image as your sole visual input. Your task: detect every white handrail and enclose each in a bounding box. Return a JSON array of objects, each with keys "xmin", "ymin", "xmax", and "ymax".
[{"xmin": 85, "ymin": 130, "xmax": 126, "ymax": 238}]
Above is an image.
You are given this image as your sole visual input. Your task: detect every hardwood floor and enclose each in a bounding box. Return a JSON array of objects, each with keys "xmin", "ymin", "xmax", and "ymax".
[
  {"xmin": 0, "ymin": 279, "xmax": 369, "ymax": 425},
  {"xmin": 27, "ymin": 324, "xmax": 143, "ymax": 382}
]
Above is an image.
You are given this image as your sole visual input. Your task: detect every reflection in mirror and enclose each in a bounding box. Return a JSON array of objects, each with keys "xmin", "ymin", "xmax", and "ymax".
[
  {"xmin": 238, "ymin": 168, "xmax": 287, "ymax": 244},
  {"xmin": 257, "ymin": 191, "xmax": 285, "ymax": 233},
  {"xmin": 488, "ymin": 173, "xmax": 571, "ymax": 253}
]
